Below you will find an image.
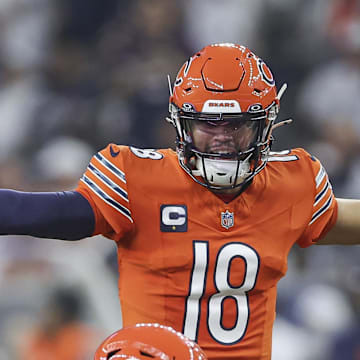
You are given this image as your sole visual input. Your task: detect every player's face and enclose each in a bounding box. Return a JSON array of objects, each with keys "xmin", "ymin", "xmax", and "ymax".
[{"xmin": 189, "ymin": 118, "xmax": 258, "ymax": 156}]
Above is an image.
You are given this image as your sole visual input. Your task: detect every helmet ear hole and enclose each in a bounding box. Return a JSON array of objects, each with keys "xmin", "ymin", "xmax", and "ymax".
[
  {"xmin": 107, "ymin": 350, "xmax": 120, "ymax": 359},
  {"xmin": 140, "ymin": 350, "xmax": 156, "ymax": 357}
]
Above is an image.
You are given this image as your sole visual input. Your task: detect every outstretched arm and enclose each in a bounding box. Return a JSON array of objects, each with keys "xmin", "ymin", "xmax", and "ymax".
[
  {"xmin": 317, "ymin": 198, "xmax": 360, "ymax": 245},
  {"xmin": 0, "ymin": 190, "xmax": 95, "ymax": 240}
]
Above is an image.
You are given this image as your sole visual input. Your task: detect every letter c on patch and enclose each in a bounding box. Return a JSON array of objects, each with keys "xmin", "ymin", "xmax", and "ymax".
[
  {"xmin": 162, "ymin": 206, "xmax": 186, "ymax": 226},
  {"xmin": 160, "ymin": 205, "xmax": 188, "ymax": 232}
]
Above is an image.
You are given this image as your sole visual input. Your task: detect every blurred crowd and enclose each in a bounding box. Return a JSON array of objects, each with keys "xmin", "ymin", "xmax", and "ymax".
[{"xmin": 0, "ymin": 0, "xmax": 359, "ymax": 359}]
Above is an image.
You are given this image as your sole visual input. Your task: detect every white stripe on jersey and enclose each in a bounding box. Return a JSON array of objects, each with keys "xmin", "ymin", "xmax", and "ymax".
[
  {"xmin": 269, "ymin": 150, "xmax": 291, "ymax": 155},
  {"xmin": 309, "ymin": 192, "xmax": 333, "ymax": 225},
  {"xmin": 94, "ymin": 153, "xmax": 126, "ymax": 184},
  {"xmin": 313, "ymin": 179, "xmax": 330, "ymax": 207},
  {"xmin": 267, "ymin": 155, "xmax": 298, "ymax": 162},
  {"xmin": 315, "ymin": 165, "xmax": 326, "ymax": 188},
  {"xmin": 87, "ymin": 163, "xmax": 129, "ymax": 203}
]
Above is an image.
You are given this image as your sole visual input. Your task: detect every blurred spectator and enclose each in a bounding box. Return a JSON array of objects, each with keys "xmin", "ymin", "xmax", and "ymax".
[
  {"xmin": 183, "ymin": 0, "xmax": 263, "ymax": 52},
  {"xmin": 29, "ymin": 136, "xmax": 94, "ymax": 190},
  {"xmin": 296, "ymin": 0, "xmax": 360, "ymax": 195},
  {"xmin": 272, "ymin": 316, "xmax": 324, "ymax": 360},
  {"xmin": 0, "ymin": 0, "xmax": 57, "ymax": 162},
  {"xmin": 330, "ymin": 323, "xmax": 360, "ymax": 360},
  {"xmin": 95, "ymin": 0, "xmax": 188, "ymax": 148},
  {"xmin": 0, "ymin": 72, "xmax": 47, "ymax": 163},
  {"xmin": 18, "ymin": 287, "xmax": 100, "ymax": 360},
  {"xmin": 274, "ymin": 283, "xmax": 357, "ymax": 360},
  {"xmin": 0, "ymin": 0, "xmax": 57, "ymax": 71}
]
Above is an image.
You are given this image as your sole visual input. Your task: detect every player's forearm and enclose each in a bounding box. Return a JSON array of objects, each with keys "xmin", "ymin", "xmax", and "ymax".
[
  {"xmin": 0, "ymin": 189, "xmax": 95, "ymax": 240},
  {"xmin": 317, "ymin": 198, "xmax": 360, "ymax": 245}
]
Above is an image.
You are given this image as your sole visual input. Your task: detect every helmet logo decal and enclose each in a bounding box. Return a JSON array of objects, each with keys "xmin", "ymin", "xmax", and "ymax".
[
  {"xmin": 182, "ymin": 103, "xmax": 196, "ymax": 112},
  {"xmin": 257, "ymin": 58, "xmax": 275, "ymax": 86},
  {"xmin": 174, "ymin": 77, "xmax": 183, "ymax": 87},
  {"xmin": 202, "ymin": 100, "xmax": 241, "ymax": 113},
  {"xmin": 209, "ymin": 102, "xmax": 235, "ymax": 107},
  {"xmin": 221, "ymin": 210, "xmax": 234, "ymax": 229},
  {"xmin": 247, "ymin": 103, "xmax": 263, "ymax": 112}
]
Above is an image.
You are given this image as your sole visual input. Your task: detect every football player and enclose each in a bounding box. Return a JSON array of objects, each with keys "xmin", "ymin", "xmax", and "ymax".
[
  {"xmin": 0, "ymin": 43, "xmax": 359, "ymax": 359},
  {"xmin": 94, "ymin": 323, "xmax": 207, "ymax": 360}
]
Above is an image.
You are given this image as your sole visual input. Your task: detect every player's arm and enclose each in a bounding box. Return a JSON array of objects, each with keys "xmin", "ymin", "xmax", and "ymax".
[
  {"xmin": 316, "ymin": 198, "xmax": 360, "ymax": 245},
  {"xmin": 0, "ymin": 189, "xmax": 95, "ymax": 240}
]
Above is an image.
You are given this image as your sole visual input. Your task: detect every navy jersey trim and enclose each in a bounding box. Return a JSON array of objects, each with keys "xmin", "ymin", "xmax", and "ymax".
[
  {"xmin": 88, "ymin": 163, "xmax": 128, "ymax": 202},
  {"xmin": 94, "ymin": 153, "xmax": 126, "ymax": 184},
  {"xmin": 81, "ymin": 175, "xmax": 133, "ymax": 223}
]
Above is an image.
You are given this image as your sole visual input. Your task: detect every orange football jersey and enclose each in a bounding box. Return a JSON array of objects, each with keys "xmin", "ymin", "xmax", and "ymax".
[{"xmin": 76, "ymin": 145, "xmax": 337, "ymax": 360}]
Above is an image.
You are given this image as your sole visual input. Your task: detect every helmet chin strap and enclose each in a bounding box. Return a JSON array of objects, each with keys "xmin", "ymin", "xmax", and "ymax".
[{"xmin": 192, "ymin": 154, "xmax": 252, "ymax": 187}]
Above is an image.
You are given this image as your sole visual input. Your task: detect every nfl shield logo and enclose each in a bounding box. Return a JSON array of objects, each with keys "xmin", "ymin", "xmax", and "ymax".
[{"xmin": 221, "ymin": 210, "xmax": 234, "ymax": 229}]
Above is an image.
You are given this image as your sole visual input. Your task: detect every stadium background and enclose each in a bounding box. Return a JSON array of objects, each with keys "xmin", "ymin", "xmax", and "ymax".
[{"xmin": 0, "ymin": 0, "xmax": 358, "ymax": 359}]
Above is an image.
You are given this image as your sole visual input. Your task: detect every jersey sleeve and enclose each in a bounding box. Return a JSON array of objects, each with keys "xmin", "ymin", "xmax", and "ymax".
[
  {"xmin": 296, "ymin": 153, "xmax": 338, "ymax": 248},
  {"xmin": 75, "ymin": 144, "xmax": 134, "ymax": 241}
]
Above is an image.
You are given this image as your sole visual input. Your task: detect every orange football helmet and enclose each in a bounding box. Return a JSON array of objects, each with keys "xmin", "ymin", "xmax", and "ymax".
[
  {"xmin": 94, "ymin": 323, "xmax": 208, "ymax": 360},
  {"xmin": 168, "ymin": 43, "xmax": 285, "ymax": 190}
]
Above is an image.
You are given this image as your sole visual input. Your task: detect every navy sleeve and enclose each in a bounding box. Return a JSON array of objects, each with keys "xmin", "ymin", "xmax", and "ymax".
[{"xmin": 0, "ymin": 190, "xmax": 95, "ymax": 240}]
